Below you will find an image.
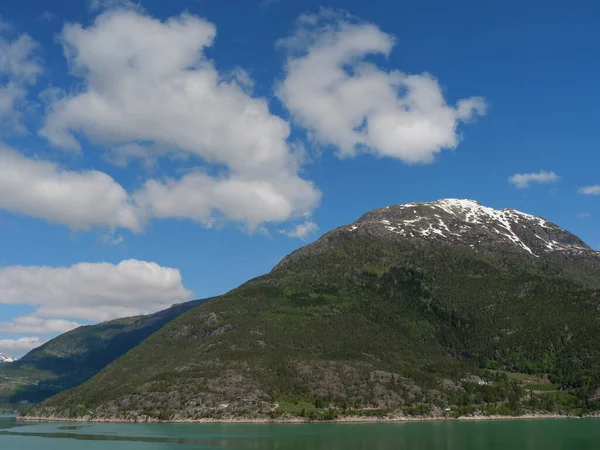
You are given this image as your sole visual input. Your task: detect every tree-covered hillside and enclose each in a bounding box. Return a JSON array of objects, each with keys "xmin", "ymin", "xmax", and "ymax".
[
  {"xmin": 0, "ymin": 299, "xmax": 204, "ymax": 406},
  {"xmin": 29, "ymin": 214, "xmax": 600, "ymax": 420}
]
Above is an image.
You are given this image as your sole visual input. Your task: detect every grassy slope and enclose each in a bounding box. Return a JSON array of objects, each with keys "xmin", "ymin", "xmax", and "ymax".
[
  {"xmin": 32, "ymin": 235, "xmax": 600, "ymax": 419},
  {"xmin": 0, "ymin": 299, "xmax": 204, "ymax": 405}
]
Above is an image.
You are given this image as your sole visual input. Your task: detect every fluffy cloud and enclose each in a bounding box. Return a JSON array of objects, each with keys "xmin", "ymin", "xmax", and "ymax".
[
  {"xmin": 278, "ymin": 220, "xmax": 318, "ymax": 240},
  {"xmin": 579, "ymin": 185, "xmax": 600, "ymax": 195},
  {"xmin": 0, "ymin": 145, "xmax": 141, "ymax": 231},
  {"xmin": 134, "ymin": 172, "xmax": 320, "ymax": 230},
  {"xmin": 276, "ymin": 10, "xmax": 486, "ymax": 164},
  {"xmin": 0, "ymin": 259, "xmax": 192, "ymax": 322},
  {"xmin": 0, "ymin": 142, "xmax": 319, "ymax": 233},
  {"xmin": 0, "ymin": 337, "xmax": 48, "ymax": 356},
  {"xmin": 40, "ymin": 10, "xmax": 320, "ymax": 228},
  {"xmin": 508, "ymin": 170, "xmax": 560, "ymax": 189},
  {"xmin": 0, "ymin": 316, "xmax": 80, "ymax": 334},
  {"xmin": 0, "ymin": 23, "xmax": 42, "ymax": 132}
]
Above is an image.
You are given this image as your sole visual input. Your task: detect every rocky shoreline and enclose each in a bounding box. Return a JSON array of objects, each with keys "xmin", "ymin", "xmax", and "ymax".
[{"xmin": 18, "ymin": 412, "xmax": 578, "ymax": 424}]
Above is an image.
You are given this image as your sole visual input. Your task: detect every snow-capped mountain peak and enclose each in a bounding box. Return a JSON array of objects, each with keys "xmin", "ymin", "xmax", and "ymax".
[
  {"xmin": 351, "ymin": 198, "xmax": 594, "ymax": 257},
  {"xmin": 0, "ymin": 353, "xmax": 17, "ymax": 363}
]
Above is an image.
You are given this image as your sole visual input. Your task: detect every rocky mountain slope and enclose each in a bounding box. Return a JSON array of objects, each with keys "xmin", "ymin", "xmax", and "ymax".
[
  {"xmin": 27, "ymin": 199, "xmax": 600, "ymax": 421},
  {"xmin": 0, "ymin": 299, "xmax": 205, "ymax": 406}
]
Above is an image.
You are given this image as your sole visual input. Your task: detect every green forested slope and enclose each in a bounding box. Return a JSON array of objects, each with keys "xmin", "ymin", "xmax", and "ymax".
[{"xmin": 30, "ymin": 230, "xmax": 600, "ymax": 420}]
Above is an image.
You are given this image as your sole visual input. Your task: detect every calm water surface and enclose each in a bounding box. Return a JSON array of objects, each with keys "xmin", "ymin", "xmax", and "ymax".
[{"xmin": 1, "ymin": 414, "xmax": 598, "ymax": 449}]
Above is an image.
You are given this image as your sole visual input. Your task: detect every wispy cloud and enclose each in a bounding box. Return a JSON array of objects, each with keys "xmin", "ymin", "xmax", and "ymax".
[
  {"xmin": 0, "ymin": 22, "xmax": 43, "ymax": 133},
  {"xmin": 89, "ymin": 0, "xmax": 142, "ymax": 12},
  {"xmin": 0, "ymin": 316, "xmax": 80, "ymax": 334},
  {"xmin": 579, "ymin": 185, "xmax": 600, "ymax": 195},
  {"xmin": 259, "ymin": 0, "xmax": 280, "ymax": 7},
  {"xmin": 278, "ymin": 220, "xmax": 318, "ymax": 240},
  {"xmin": 508, "ymin": 170, "xmax": 560, "ymax": 189}
]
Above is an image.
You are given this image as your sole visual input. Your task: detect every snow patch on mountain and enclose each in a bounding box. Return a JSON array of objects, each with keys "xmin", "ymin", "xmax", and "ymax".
[
  {"xmin": 352, "ymin": 198, "xmax": 594, "ymax": 257},
  {"xmin": 0, "ymin": 353, "xmax": 17, "ymax": 363}
]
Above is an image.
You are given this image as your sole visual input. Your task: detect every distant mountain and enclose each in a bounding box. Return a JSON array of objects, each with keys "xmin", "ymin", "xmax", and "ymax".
[
  {"xmin": 0, "ymin": 299, "xmax": 205, "ymax": 405},
  {"xmin": 29, "ymin": 200, "xmax": 600, "ymax": 421},
  {"xmin": 0, "ymin": 354, "xmax": 17, "ymax": 364}
]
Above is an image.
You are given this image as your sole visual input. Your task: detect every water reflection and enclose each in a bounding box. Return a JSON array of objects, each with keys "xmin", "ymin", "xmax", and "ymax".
[{"xmin": 1, "ymin": 415, "xmax": 600, "ymax": 450}]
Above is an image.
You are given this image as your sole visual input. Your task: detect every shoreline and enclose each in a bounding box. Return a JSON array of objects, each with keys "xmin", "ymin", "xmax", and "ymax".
[{"xmin": 17, "ymin": 412, "xmax": 576, "ymax": 424}]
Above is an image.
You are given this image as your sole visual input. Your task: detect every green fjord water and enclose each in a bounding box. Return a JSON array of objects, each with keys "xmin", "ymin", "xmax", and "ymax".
[{"xmin": 1, "ymin": 415, "xmax": 599, "ymax": 449}]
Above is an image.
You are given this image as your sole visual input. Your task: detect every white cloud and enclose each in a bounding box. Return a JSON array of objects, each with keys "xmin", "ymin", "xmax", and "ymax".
[
  {"xmin": 0, "ymin": 259, "xmax": 192, "ymax": 322},
  {"xmin": 0, "ymin": 145, "xmax": 141, "ymax": 231},
  {"xmin": 0, "ymin": 337, "xmax": 48, "ymax": 356},
  {"xmin": 0, "ymin": 23, "xmax": 42, "ymax": 132},
  {"xmin": 134, "ymin": 172, "xmax": 320, "ymax": 230},
  {"xmin": 0, "ymin": 84, "xmax": 25, "ymax": 122},
  {"xmin": 40, "ymin": 10, "xmax": 320, "ymax": 228},
  {"xmin": 508, "ymin": 170, "xmax": 560, "ymax": 189},
  {"xmin": 0, "ymin": 26, "xmax": 41, "ymax": 83},
  {"xmin": 276, "ymin": 10, "xmax": 486, "ymax": 164},
  {"xmin": 0, "ymin": 141, "xmax": 319, "ymax": 233},
  {"xmin": 0, "ymin": 316, "xmax": 80, "ymax": 334},
  {"xmin": 278, "ymin": 220, "xmax": 318, "ymax": 240},
  {"xmin": 579, "ymin": 185, "xmax": 600, "ymax": 195}
]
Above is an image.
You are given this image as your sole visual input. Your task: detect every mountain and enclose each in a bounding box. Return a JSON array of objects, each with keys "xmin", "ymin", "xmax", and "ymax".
[
  {"xmin": 28, "ymin": 199, "xmax": 600, "ymax": 421},
  {"xmin": 0, "ymin": 354, "xmax": 17, "ymax": 364},
  {"xmin": 280, "ymin": 198, "xmax": 599, "ymax": 282},
  {"xmin": 0, "ymin": 299, "xmax": 205, "ymax": 406},
  {"xmin": 343, "ymin": 198, "xmax": 592, "ymax": 257}
]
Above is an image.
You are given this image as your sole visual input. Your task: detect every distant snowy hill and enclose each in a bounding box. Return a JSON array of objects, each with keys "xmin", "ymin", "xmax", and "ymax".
[{"xmin": 0, "ymin": 353, "xmax": 17, "ymax": 363}]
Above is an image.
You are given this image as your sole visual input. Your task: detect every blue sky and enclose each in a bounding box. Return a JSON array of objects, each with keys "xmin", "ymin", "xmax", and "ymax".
[{"xmin": 1, "ymin": 0, "xmax": 599, "ymax": 356}]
